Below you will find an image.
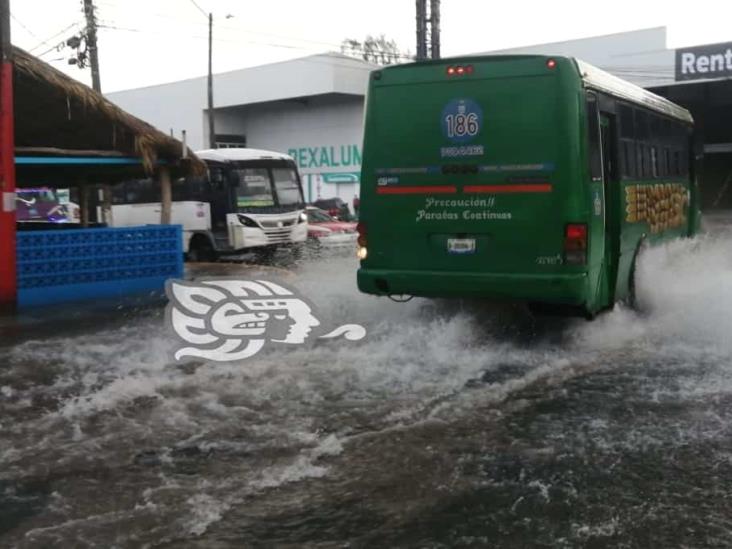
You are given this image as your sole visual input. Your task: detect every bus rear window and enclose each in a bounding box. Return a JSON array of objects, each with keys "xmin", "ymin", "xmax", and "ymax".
[{"xmin": 235, "ymin": 168, "xmax": 274, "ymax": 207}]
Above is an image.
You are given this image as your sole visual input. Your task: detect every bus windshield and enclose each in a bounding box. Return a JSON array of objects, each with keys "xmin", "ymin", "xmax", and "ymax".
[
  {"xmin": 234, "ymin": 168, "xmax": 275, "ymax": 208},
  {"xmin": 233, "ymin": 165, "xmax": 303, "ymax": 209},
  {"xmin": 272, "ymin": 167, "xmax": 303, "ymax": 206}
]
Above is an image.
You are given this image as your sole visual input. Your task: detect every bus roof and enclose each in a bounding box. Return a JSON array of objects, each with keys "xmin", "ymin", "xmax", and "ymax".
[
  {"xmin": 574, "ymin": 59, "xmax": 693, "ymax": 124},
  {"xmin": 195, "ymin": 148, "xmax": 295, "ymax": 163},
  {"xmin": 375, "ymin": 55, "xmax": 693, "ymax": 125}
]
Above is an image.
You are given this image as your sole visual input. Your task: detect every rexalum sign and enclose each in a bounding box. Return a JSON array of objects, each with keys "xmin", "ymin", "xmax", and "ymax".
[{"xmin": 675, "ymin": 41, "xmax": 732, "ymax": 82}]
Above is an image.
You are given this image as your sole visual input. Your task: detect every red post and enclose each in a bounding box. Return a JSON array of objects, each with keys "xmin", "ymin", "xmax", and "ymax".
[{"xmin": 0, "ymin": 0, "xmax": 16, "ymax": 311}]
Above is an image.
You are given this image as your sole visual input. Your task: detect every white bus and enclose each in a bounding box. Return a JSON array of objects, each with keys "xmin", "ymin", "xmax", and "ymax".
[{"xmin": 108, "ymin": 148, "xmax": 308, "ymax": 261}]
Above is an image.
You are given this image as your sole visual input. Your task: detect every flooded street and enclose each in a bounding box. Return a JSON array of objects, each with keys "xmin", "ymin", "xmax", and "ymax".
[{"xmin": 2, "ymin": 221, "xmax": 732, "ymax": 548}]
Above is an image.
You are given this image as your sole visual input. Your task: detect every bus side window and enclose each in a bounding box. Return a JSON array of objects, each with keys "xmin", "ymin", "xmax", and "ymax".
[
  {"xmin": 637, "ymin": 145, "xmax": 644, "ymax": 179},
  {"xmin": 144, "ymin": 179, "xmax": 160, "ymax": 202},
  {"xmin": 209, "ymin": 167, "xmax": 226, "ymax": 190},
  {"xmin": 586, "ymin": 93, "xmax": 602, "ymax": 182},
  {"xmin": 185, "ymin": 176, "xmax": 206, "ymax": 200},
  {"xmin": 635, "ymin": 109, "xmax": 649, "ymax": 141},
  {"xmin": 618, "ymin": 104, "xmax": 635, "ymax": 179},
  {"xmin": 126, "ymin": 179, "xmax": 159, "ymax": 203},
  {"xmin": 680, "ymin": 143, "xmax": 689, "ymax": 178},
  {"xmin": 112, "ymin": 183, "xmax": 127, "ymax": 204},
  {"xmin": 125, "ymin": 180, "xmax": 142, "ymax": 203},
  {"xmin": 621, "ymin": 140, "xmax": 636, "ymax": 178}
]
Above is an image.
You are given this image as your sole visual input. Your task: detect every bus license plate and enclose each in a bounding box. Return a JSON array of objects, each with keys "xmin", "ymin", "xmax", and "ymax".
[{"xmin": 447, "ymin": 238, "xmax": 476, "ymax": 254}]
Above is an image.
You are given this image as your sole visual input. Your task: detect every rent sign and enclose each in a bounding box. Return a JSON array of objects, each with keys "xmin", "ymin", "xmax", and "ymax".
[{"xmin": 675, "ymin": 41, "xmax": 732, "ymax": 82}]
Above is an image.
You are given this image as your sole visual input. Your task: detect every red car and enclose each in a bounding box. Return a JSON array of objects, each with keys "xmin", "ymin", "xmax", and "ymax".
[{"xmin": 306, "ymin": 206, "xmax": 357, "ymax": 248}]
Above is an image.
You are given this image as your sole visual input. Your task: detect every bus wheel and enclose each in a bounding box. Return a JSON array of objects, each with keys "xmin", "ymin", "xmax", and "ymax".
[
  {"xmin": 290, "ymin": 242, "xmax": 306, "ymax": 260},
  {"xmin": 305, "ymin": 238, "xmax": 322, "ymax": 254},
  {"xmin": 254, "ymin": 246, "xmax": 277, "ymax": 264},
  {"xmin": 187, "ymin": 235, "xmax": 217, "ymax": 262}
]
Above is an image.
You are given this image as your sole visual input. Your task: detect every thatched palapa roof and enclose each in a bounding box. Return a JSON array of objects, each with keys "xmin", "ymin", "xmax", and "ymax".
[{"xmin": 12, "ymin": 46, "xmax": 204, "ymax": 176}]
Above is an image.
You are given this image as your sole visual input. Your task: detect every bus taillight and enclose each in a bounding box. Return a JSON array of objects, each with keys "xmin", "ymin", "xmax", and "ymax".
[
  {"xmin": 564, "ymin": 223, "xmax": 587, "ymax": 265},
  {"xmin": 546, "ymin": 58, "xmax": 557, "ymax": 69},
  {"xmin": 356, "ymin": 222, "xmax": 367, "ymax": 246},
  {"xmin": 357, "ymin": 222, "xmax": 368, "ymax": 259},
  {"xmin": 446, "ymin": 65, "xmax": 473, "ymax": 77}
]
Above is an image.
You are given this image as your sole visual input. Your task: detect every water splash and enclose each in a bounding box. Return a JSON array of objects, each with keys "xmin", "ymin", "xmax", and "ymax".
[{"xmin": 2, "ymin": 228, "xmax": 731, "ymax": 546}]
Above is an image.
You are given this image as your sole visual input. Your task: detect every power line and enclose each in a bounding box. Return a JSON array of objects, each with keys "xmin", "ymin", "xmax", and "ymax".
[
  {"xmin": 88, "ymin": 25, "xmax": 380, "ymax": 76},
  {"xmin": 96, "ymin": 0, "xmax": 412, "ymax": 61},
  {"xmin": 29, "ymin": 21, "xmax": 83, "ymax": 54},
  {"xmin": 10, "ymin": 13, "xmax": 38, "ymax": 39},
  {"xmin": 97, "ymin": 23, "xmax": 414, "ymax": 61},
  {"xmin": 187, "ymin": 0, "xmax": 207, "ymax": 17}
]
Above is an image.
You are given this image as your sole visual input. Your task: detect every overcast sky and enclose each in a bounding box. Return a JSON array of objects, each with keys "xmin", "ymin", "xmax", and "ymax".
[{"xmin": 9, "ymin": 0, "xmax": 732, "ymax": 93}]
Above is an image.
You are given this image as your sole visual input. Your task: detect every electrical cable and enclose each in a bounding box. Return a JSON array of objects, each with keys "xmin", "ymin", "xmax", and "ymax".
[
  {"xmin": 30, "ymin": 21, "xmax": 84, "ymax": 55},
  {"xmin": 95, "ymin": 0, "xmax": 413, "ymax": 61},
  {"xmin": 11, "ymin": 13, "xmax": 39, "ymax": 40},
  {"xmin": 96, "ymin": 22, "xmax": 413, "ymax": 63},
  {"xmin": 187, "ymin": 0, "xmax": 208, "ymax": 18}
]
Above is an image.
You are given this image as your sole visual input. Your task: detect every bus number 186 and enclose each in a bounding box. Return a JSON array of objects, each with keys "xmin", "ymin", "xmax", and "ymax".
[{"xmin": 444, "ymin": 113, "xmax": 479, "ymax": 138}]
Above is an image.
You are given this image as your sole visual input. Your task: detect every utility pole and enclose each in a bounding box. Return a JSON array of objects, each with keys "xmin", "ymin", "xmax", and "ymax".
[
  {"xmin": 429, "ymin": 0, "xmax": 440, "ymax": 59},
  {"xmin": 416, "ymin": 0, "xmax": 440, "ymax": 61},
  {"xmin": 82, "ymin": 0, "xmax": 101, "ymax": 92},
  {"xmin": 0, "ymin": 0, "xmax": 16, "ymax": 310},
  {"xmin": 416, "ymin": 0, "xmax": 427, "ymax": 61},
  {"xmin": 207, "ymin": 12, "xmax": 215, "ymax": 149}
]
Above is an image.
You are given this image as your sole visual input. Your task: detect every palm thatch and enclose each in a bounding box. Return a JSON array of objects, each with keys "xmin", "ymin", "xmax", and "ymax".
[{"xmin": 12, "ymin": 46, "xmax": 204, "ymax": 175}]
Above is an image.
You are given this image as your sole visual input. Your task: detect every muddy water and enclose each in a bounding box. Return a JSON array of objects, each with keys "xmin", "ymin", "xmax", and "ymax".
[{"xmin": 1, "ymin": 225, "xmax": 732, "ymax": 548}]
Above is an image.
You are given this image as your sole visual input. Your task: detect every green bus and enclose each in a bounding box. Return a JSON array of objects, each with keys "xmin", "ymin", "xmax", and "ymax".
[{"xmin": 356, "ymin": 55, "xmax": 701, "ymax": 317}]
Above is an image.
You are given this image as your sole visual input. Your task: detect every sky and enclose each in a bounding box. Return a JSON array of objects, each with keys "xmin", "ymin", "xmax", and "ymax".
[{"xmin": 9, "ymin": 0, "xmax": 732, "ymax": 93}]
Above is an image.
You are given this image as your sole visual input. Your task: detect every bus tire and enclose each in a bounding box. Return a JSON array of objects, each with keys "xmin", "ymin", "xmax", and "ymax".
[
  {"xmin": 305, "ymin": 237, "xmax": 322, "ymax": 254},
  {"xmin": 628, "ymin": 238, "xmax": 648, "ymax": 312},
  {"xmin": 290, "ymin": 242, "xmax": 306, "ymax": 260},
  {"xmin": 254, "ymin": 246, "xmax": 277, "ymax": 264},
  {"xmin": 187, "ymin": 235, "xmax": 217, "ymax": 262}
]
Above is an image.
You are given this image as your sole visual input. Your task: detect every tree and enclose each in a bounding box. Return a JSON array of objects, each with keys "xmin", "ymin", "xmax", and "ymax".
[{"xmin": 340, "ymin": 34, "xmax": 411, "ymax": 65}]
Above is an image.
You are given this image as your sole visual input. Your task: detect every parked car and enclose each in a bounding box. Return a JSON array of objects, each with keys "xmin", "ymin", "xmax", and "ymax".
[
  {"xmin": 306, "ymin": 206, "xmax": 357, "ymax": 248},
  {"xmin": 311, "ymin": 197, "xmax": 354, "ymax": 221}
]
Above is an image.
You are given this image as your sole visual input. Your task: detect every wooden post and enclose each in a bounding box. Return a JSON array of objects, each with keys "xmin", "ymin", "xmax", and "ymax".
[
  {"xmin": 80, "ymin": 185, "xmax": 90, "ymax": 227},
  {"xmin": 0, "ymin": 0, "xmax": 16, "ymax": 311},
  {"xmin": 207, "ymin": 12, "xmax": 215, "ymax": 149},
  {"xmin": 159, "ymin": 167, "xmax": 172, "ymax": 225},
  {"xmin": 100, "ymin": 183, "xmax": 112, "ymax": 225}
]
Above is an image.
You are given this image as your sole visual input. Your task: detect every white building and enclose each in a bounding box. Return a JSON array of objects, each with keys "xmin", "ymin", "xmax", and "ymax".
[
  {"xmin": 108, "ymin": 53, "xmax": 374, "ymax": 204},
  {"xmin": 108, "ymin": 27, "xmax": 732, "ymax": 209}
]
